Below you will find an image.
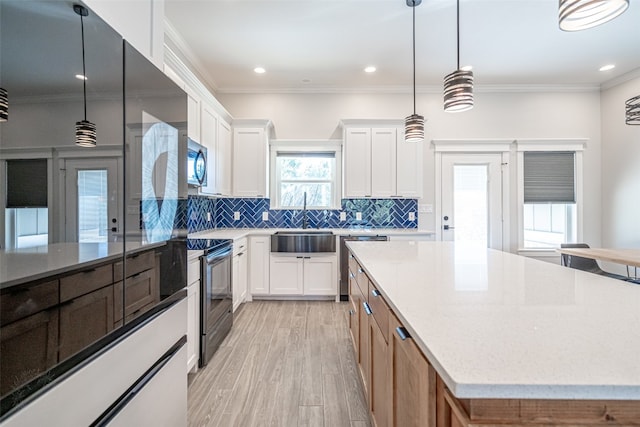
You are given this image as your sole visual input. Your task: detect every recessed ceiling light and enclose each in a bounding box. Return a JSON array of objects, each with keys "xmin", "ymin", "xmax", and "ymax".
[
  {"xmin": 75, "ymin": 74, "xmax": 87, "ymax": 80},
  {"xmin": 254, "ymin": 67, "xmax": 266, "ymax": 74},
  {"xmin": 460, "ymin": 65, "xmax": 473, "ymax": 71},
  {"xmin": 364, "ymin": 66, "xmax": 376, "ymax": 73},
  {"xmin": 599, "ymin": 64, "xmax": 615, "ymax": 71}
]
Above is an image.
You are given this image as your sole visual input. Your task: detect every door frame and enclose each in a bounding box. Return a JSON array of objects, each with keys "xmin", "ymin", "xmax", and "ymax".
[
  {"xmin": 56, "ymin": 147, "xmax": 123, "ymax": 243},
  {"xmin": 433, "ymin": 139, "xmax": 512, "ymax": 250}
]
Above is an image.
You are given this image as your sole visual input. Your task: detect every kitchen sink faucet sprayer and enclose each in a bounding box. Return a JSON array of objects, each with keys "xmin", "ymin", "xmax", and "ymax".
[{"xmin": 302, "ymin": 191, "xmax": 309, "ymax": 229}]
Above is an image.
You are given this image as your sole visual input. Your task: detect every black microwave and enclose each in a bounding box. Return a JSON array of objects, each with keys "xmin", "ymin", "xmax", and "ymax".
[{"xmin": 187, "ymin": 138, "xmax": 207, "ymax": 186}]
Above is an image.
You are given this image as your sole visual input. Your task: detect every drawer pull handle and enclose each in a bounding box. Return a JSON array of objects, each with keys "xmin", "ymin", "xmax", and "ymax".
[
  {"xmin": 363, "ymin": 302, "xmax": 372, "ymax": 315},
  {"xmin": 349, "ymin": 272, "xmax": 355, "ymax": 279},
  {"xmin": 358, "ymin": 268, "xmax": 363, "ymax": 274},
  {"xmin": 395, "ymin": 326, "xmax": 410, "ymax": 341},
  {"xmin": 348, "ymin": 309, "xmax": 355, "ymax": 316},
  {"xmin": 82, "ymin": 268, "xmax": 97, "ymax": 274},
  {"xmin": 349, "ymin": 254, "xmax": 353, "ymax": 259},
  {"xmin": 371, "ymin": 289, "xmax": 380, "ymax": 297}
]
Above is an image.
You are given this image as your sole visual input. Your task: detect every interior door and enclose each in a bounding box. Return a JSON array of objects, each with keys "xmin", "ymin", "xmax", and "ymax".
[
  {"xmin": 65, "ymin": 158, "xmax": 120, "ymax": 243},
  {"xmin": 440, "ymin": 153, "xmax": 503, "ymax": 250}
]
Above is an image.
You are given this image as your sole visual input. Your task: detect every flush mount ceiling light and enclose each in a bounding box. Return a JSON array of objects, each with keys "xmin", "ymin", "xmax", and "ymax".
[
  {"xmin": 364, "ymin": 66, "xmax": 377, "ymax": 73},
  {"xmin": 444, "ymin": 0, "xmax": 473, "ymax": 113},
  {"xmin": 626, "ymin": 95, "xmax": 640, "ymax": 125},
  {"xmin": 559, "ymin": 0, "xmax": 629, "ymax": 31},
  {"xmin": 0, "ymin": 87, "xmax": 7, "ymax": 122},
  {"xmin": 404, "ymin": 0, "xmax": 424, "ymax": 143},
  {"xmin": 74, "ymin": 4, "xmax": 96, "ymax": 147},
  {"xmin": 254, "ymin": 67, "xmax": 266, "ymax": 74},
  {"xmin": 599, "ymin": 64, "xmax": 616, "ymax": 71}
]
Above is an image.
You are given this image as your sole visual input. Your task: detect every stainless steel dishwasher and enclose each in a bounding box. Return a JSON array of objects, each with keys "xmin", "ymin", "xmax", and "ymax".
[{"xmin": 339, "ymin": 235, "xmax": 388, "ymax": 301}]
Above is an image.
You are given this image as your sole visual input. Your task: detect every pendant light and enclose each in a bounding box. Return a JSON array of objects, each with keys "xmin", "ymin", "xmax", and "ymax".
[
  {"xmin": 405, "ymin": 0, "xmax": 424, "ymax": 143},
  {"xmin": 0, "ymin": 87, "xmax": 7, "ymax": 122},
  {"xmin": 626, "ymin": 95, "xmax": 640, "ymax": 125},
  {"xmin": 444, "ymin": 0, "xmax": 473, "ymax": 112},
  {"xmin": 559, "ymin": 0, "xmax": 629, "ymax": 31},
  {"xmin": 74, "ymin": 4, "xmax": 96, "ymax": 147}
]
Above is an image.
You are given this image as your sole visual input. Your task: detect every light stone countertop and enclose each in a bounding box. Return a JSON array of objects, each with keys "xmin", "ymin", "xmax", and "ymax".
[
  {"xmin": 188, "ymin": 227, "xmax": 434, "ymax": 241},
  {"xmin": 0, "ymin": 242, "xmax": 165, "ymax": 289},
  {"xmin": 346, "ymin": 240, "xmax": 640, "ymax": 400}
]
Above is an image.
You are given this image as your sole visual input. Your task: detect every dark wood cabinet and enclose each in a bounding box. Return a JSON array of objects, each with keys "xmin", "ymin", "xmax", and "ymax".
[
  {"xmin": 0, "ymin": 309, "xmax": 59, "ymax": 396},
  {"xmin": 58, "ymin": 285, "xmax": 115, "ymax": 360}
]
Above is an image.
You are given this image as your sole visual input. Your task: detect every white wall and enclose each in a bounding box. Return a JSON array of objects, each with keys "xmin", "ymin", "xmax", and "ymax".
[
  {"xmin": 217, "ymin": 90, "xmax": 603, "ymax": 251},
  {"xmin": 600, "ymin": 76, "xmax": 640, "ymax": 252}
]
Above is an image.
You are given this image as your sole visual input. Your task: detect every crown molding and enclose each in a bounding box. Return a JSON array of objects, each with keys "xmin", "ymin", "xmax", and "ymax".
[
  {"xmin": 215, "ymin": 83, "xmax": 600, "ymax": 95},
  {"xmin": 600, "ymin": 68, "xmax": 640, "ymax": 91}
]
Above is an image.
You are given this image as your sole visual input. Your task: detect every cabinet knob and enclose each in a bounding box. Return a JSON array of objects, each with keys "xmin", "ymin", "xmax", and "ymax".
[
  {"xmin": 349, "ymin": 272, "xmax": 355, "ymax": 279},
  {"xmin": 371, "ymin": 289, "xmax": 380, "ymax": 297},
  {"xmin": 349, "ymin": 254, "xmax": 354, "ymax": 259},
  {"xmin": 363, "ymin": 302, "xmax": 372, "ymax": 315},
  {"xmin": 395, "ymin": 326, "xmax": 410, "ymax": 341},
  {"xmin": 348, "ymin": 309, "xmax": 355, "ymax": 316},
  {"xmin": 358, "ymin": 268, "xmax": 364, "ymax": 274}
]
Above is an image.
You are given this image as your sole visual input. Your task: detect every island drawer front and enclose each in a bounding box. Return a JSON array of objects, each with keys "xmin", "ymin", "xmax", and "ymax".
[
  {"xmin": 1, "ymin": 280, "xmax": 60, "ymax": 326},
  {"xmin": 113, "ymin": 268, "xmax": 160, "ymax": 323},
  {"xmin": 114, "ymin": 250, "xmax": 156, "ymax": 281},
  {"xmin": 368, "ymin": 281, "xmax": 389, "ymax": 343},
  {"xmin": 60, "ymin": 264, "xmax": 114, "ymax": 302}
]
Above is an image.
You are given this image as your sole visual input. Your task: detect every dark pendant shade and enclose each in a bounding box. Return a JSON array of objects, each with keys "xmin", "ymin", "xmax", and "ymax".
[
  {"xmin": 626, "ymin": 95, "xmax": 640, "ymax": 125},
  {"xmin": 444, "ymin": 70, "xmax": 474, "ymax": 112},
  {"xmin": 559, "ymin": 0, "xmax": 629, "ymax": 31},
  {"xmin": 0, "ymin": 87, "xmax": 7, "ymax": 122},
  {"xmin": 405, "ymin": 113, "xmax": 425, "ymax": 143},
  {"xmin": 76, "ymin": 119, "xmax": 97, "ymax": 147}
]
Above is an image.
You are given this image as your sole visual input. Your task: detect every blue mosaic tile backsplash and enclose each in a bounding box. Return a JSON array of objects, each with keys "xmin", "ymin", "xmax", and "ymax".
[{"xmin": 187, "ymin": 195, "xmax": 417, "ymax": 233}]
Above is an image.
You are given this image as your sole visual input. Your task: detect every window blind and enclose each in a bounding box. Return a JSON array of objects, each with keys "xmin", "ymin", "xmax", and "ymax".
[
  {"xmin": 6, "ymin": 159, "xmax": 48, "ymax": 208},
  {"xmin": 523, "ymin": 151, "xmax": 575, "ymax": 203}
]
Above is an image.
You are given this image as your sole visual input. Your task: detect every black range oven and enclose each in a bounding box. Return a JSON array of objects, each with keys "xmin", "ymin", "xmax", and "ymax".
[{"xmin": 200, "ymin": 240, "xmax": 233, "ymax": 367}]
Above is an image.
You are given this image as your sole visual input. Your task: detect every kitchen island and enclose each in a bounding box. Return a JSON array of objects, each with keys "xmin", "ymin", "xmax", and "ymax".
[{"xmin": 346, "ymin": 241, "xmax": 640, "ymax": 426}]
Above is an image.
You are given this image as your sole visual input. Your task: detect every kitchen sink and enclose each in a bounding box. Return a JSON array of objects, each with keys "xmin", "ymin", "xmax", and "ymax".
[{"xmin": 271, "ymin": 231, "xmax": 336, "ymax": 253}]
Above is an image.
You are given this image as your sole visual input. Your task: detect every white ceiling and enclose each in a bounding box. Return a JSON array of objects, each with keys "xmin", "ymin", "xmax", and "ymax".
[{"xmin": 164, "ymin": 0, "xmax": 640, "ymax": 93}]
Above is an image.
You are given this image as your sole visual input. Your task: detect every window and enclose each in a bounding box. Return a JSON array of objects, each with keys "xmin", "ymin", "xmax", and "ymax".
[
  {"xmin": 518, "ymin": 146, "xmax": 584, "ymax": 250},
  {"xmin": 270, "ymin": 141, "xmax": 342, "ymax": 209}
]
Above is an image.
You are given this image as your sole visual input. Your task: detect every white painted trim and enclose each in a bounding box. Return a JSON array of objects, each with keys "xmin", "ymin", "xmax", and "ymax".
[
  {"xmin": 516, "ymin": 138, "xmax": 588, "ymax": 152},
  {"xmin": 215, "ymin": 84, "xmax": 600, "ymax": 95},
  {"xmin": 432, "ymin": 139, "xmax": 514, "ymax": 153},
  {"xmin": 270, "ymin": 139, "xmax": 342, "ymax": 148},
  {"xmin": 340, "ymin": 119, "xmax": 404, "ymax": 128},
  {"xmin": 600, "ymin": 67, "xmax": 640, "ymax": 90}
]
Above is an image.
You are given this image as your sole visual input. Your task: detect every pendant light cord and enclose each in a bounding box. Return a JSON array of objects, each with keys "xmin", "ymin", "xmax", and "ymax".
[
  {"xmin": 412, "ymin": 0, "xmax": 416, "ymax": 115},
  {"xmin": 80, "ymin": 12, "xmax": 87, "ymax": 121},
  {"xmin": 456, "ymin": 0, "xmax": 460, "ymax": 70}
]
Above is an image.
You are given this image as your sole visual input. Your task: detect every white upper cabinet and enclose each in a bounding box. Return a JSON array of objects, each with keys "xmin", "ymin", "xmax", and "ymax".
[
  {"xmin": 216, "ymin": 120, "xmax": 232, "ymax": 196},
  {"xmin": 84, "ymin": 0, "xmax": 164, "ymax": 69},
  {"xmin": 342, "ymin": 120, "xmax": 423, "ymax": 199},
  {"xmin": 370, "ymin": 128, "xmax": 397, "ymax": 198},
  {"xmin": 232, "ymin": 119, "xmax": 272, "ymax": 198},
  {"xmin": 186, "ymin": 87, "xmax": 201, "ymax": 143},
  {"xmin": 344, "ymin": 128, "xmax": 372, "ymax": 197}
]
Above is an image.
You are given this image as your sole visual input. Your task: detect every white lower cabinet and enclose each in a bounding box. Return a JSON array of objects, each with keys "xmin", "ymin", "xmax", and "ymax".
[
  {"xmin": 249, "ymin": 236, "xmax": 270, "ymax": 296},
  {"xmin": 269, "ymin": 254, "xmax": 337, "ymax": 296},
  {"xmin": 186, "ymin": 251, "xmax": 202, "ymax": 374},
  {"xmin": 232, "ymin": 238, "xmax": 248, "ymax": 311}
]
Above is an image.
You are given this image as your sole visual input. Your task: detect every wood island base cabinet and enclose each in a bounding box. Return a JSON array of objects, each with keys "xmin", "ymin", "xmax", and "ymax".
[{"xmin": 347, "ymin": 250, "xmax": 640, "ymax": 427}]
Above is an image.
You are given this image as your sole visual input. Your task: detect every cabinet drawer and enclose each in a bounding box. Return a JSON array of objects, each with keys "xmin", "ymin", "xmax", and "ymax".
[
  {"xmin": 233, "ymin": 237, "xmax": 247, "ymax": 256},
  {"xmin": 348, "ymin": 253, "xmax": 358, "ymax": 281},
  {"xmin": 368, "ymin": 281, "xmax": 389, "ymax": 343},
  {"xmin": 1, "ymin": 280, "xmax": 59, "ymax": 325},
  {"xmin": 60, "ymin": 264, "xmax": 113, "ymax": 302},
  {"xmin": 114, "ymin": 250, "xmax": 156, "ymax": 281},
  {"xmin": 356, "ymin": 264, "xmax": 368, "ymax": 296},
  {"xmin": 113, "ymin": 268, "xmax": 159, "ymax": 323}
]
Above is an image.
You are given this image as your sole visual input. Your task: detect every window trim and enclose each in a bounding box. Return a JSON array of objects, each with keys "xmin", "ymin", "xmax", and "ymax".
[
  {"xmin": 516, "ymin": 139, "xmax": 587, "ymax": 253},
  {"xmin": 269, "ymin": 140, "xmax": 342, "ymax": 210}
]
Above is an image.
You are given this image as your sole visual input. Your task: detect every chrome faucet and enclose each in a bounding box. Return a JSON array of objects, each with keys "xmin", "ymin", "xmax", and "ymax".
[{"xmin": 302, "ymin": 191, "xmax": 309, "ymax": 229}]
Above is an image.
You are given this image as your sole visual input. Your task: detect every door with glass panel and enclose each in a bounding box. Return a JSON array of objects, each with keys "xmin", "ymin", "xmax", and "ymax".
[
  {"xmin": 440, "ymin": 153, "xmax": 503, "ymax": 250},
  {"xmin": 65, "ymin": 158, "xmax": 120, "ymax": 242}
]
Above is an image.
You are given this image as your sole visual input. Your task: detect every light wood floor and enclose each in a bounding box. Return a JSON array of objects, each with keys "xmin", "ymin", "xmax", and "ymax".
[{"xmin": 187, "ymin": 300, "xmax": 371, "ymax": 427}]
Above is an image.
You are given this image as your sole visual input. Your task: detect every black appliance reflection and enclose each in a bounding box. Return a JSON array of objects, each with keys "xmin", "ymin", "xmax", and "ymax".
[{"xmin": 200, "ymin": 240, "xmax": 233, "ymax": 366}]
